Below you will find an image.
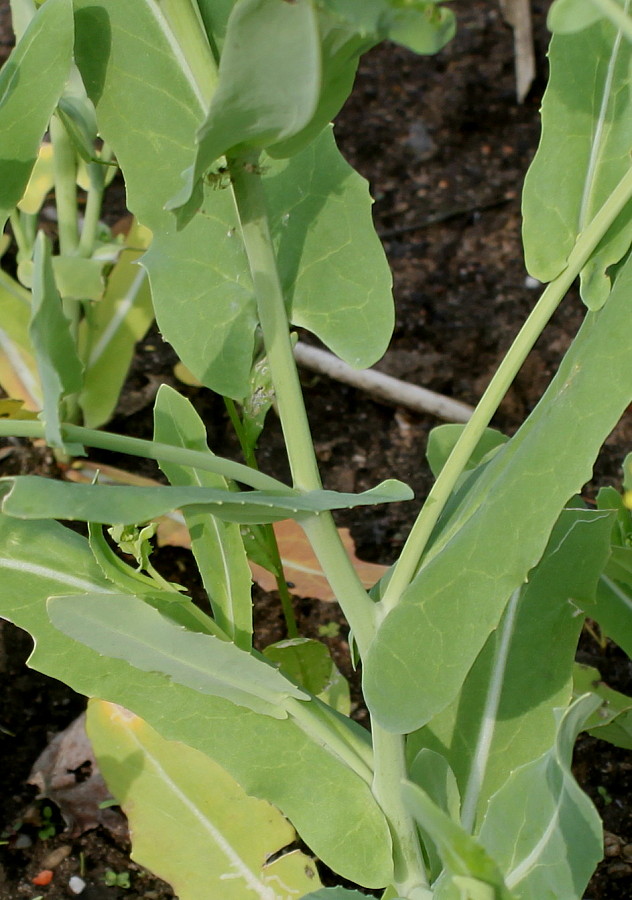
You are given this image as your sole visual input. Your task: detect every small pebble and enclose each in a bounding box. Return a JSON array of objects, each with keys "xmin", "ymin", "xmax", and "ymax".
[
  {"xmin": 13, "ymin": 833, "xmax": 32, "ymax": 849},
  {"xmin": 41, "ymin": 844, "xmax": 72, "ymax": 869},
  {"xmin": 68, "ymin": 875, "xmax": 86, "ymax": 895},
  {"xmin": 524, "ymin": 275, "xmax": 541, "ymax": 290}
]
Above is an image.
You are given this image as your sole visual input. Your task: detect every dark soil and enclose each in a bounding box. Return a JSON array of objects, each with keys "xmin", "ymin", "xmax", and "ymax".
[{"xmin": 1, "ymin": 2, "xmax": 631, "ymax": 899}]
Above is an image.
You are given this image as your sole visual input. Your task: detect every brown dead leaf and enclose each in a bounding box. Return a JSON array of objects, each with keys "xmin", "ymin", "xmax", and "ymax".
[
  {"xmin": 250, "ymin": 519, "xmax": 389, "ymax": 602},
  {"xmin": 28, "ymin": 712, "xmax": 127, "ymax": 839}
]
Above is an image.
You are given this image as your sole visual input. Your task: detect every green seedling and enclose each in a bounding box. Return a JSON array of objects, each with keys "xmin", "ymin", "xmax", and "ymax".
[
  {"xmin": 37, "ymin": 805, "xmax": 56, "ymax": 842},
  {"xmin": 103, "ymin": 869, "xmax": 130, "ymax": 889},
  {"xmin": 0, "ymin": 1, "xmax": 631, "ymax": 899}
]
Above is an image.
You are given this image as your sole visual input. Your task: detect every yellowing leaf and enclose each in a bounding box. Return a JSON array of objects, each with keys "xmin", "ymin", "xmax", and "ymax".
[
  {"xmin": 0, "ymin": 398, "xmax": 40, "ymax": 419},
  {"xmin": 88, "ymin": 700, "xmax": 322, "ymax": 900}
]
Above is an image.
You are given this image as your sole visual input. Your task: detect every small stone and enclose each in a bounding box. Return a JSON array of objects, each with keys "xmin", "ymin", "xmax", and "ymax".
[
  {"xmin": 621, "ymin": 843, "xmax": 632, "ymax": 862},
  {"xmin": 13, "ymin": 833, "xmax": 32, "ymax": 849},
  {"xmin": 604, "ymin": 830, "xmax": 622, "ymax": 857},
  {"xmin": 68, "ymin": 875, "xmax": 86, "ymax": 895},
  {"xmin": 41, "ymin": 844, "xmax": 72, "ymax": 869},
  {"xmin": 524, "ymin": 275, "xmax": 541, "ymax": 290}
]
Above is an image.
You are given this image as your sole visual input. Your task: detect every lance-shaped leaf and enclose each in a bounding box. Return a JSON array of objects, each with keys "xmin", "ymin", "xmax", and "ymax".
[
  {"xmin": 48, "ymin": 593, "xmax": 306, "ymax": 718},
  {"xmin": 0, "ymin": 0, "xmax": 73, "ymax": 230},
  {"xmin": 87, "ymin": 700, "xmax": 322, "ymax": 900},
  {"xmin": 364, "ymin": 255, "xmax": 632, "ymax": 734},
  {"xmin": 402, "ymin": 781, "xmax": 514, "ymax": 900},
  {"xmin": 29, "ymin": 233, "xmax": 83, "ymax": 454},
  {"xmin": 522, "ymin": 11, "xmax": 632, "ymax": 309},
  {"xmin": 477, "ymin": 695, "xmax": 603, "ymax": 900},
  {"xmin": 0, "ymin": 513, "xmax": 392, "ymax": 887},
  {"xmin": 154, "ymin": 385, "xmax": 253, "ymax": 649},
  {"xmin": 0, "ymin": 475, "xmax": 412, "ymax": 525},
  {"xmin": 0, "ymin": 270, "xmax": 41, "ymax": 410},
  {"xmin": 79, "ymin": 220, "xmax": 154, "ymax": 429},
  {"xmin": 405, "ymin": 508, "xmax": 614, "ymax": 834}
]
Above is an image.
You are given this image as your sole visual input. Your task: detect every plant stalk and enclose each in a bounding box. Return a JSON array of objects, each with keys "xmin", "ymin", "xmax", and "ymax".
[
  {"xmin": 371, "ymin": 725, "xmax": 430, "ymax": 898},
  {"xmin": 228, "ymin": 154, "xmax": 378, "ymax": 654},
  {"xmin": 379, "ymin": 164, "xmax": 632, "ymax": 616},
  {"xmin": 50, "ymin": 114, "xmax": 79, "ymax": 259},
  {"xmin": 0, "ymin": 419, "xmax": 292, "ymax": 493}
]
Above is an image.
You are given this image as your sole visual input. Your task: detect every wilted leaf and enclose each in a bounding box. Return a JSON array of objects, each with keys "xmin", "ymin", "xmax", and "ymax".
[{"xmin": 28, "ymin": 711, "xmax": 126, "ymax": 839}]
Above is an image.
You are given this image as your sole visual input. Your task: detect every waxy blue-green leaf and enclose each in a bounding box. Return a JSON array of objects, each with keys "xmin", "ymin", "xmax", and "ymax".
[
  {"xmin": 408, "ymin": 748, "xmax": 461, "ymax": 881},
  {"xmin": 547, "ymin": 0, "xmax": 605, "ymax": 33},
  {"xmin": 29, "ymin": 233, "xmax": 83, "ymax": 454},
  {"xmin": 402, "ymin": 781, "xmax": 514, "ymax": 900},
  {"xmin": 171, "ymin": 0, "xmax": 321, "ymax": 209},
  {"xmin": 153, "ymin": 385, "xmax": 253, "ymax": 649},
  {"xmin": 364, "ymin": 255, "xmax": 632, "ymax": 734},
  {"xmin": 0, "ymin": 0, "xmax": 73, "ymax": 231},
  {"xmin": 478, "ymin": 696, "xmax": 603, "ymax": 900},
  {"xmin": 266, "ymin": 127, "xmax": 394, "ymax": 367},
  {"xmin": 0, "ymin": 513, "xmax": 392, "ymax": 887},
  {"xmin": 405, "ymin": 508, "xmax": 613, "ymax": 833},
  {"xmin": 48, "ymin": 593, "xmax": 306, "ymax": 718},
  {"xmin": 74, "ymin": 1, "xmax": 394, "ymax": 394},
  {"xmin": 522, "ymin": 10, "xmax": 632, "ymax": 309},
  {"xmin": 88, "ymin": 700, "xmax": 322, "ymax": 900},
  {"xmin": 0, "ymin": 474, "xmax": 412, "ymax": 525}
]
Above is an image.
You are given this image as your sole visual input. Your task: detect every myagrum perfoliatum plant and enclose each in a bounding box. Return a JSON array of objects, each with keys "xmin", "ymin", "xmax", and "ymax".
[
  {"xmin": 0, "ymin": 1, "xmax": 631, "ymax": 898},
  {"xmin": 0, "ymin": 0, "xmax": 154, "ymax": 432}
]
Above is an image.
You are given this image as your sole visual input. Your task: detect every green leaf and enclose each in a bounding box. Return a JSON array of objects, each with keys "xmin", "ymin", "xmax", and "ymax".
[
  {"xmin": 522, "ymin": 11, "xmax": 632, "ymax": 309},
  {"xmin": 364, "ymin": 255, "xmax": 632, "ymax": 734},
  {"xmin": 547, "ymin": 0, "xmax": 605, "ymax": 34},
  {"xmin": 264, "ymin": 638, "xmax": 350, "ymax": 715},
  {"xmin": 48, "ymin": 592, "xmax": 306, "ymax": 718},
  {"xmin": 316, "ymin": 0, "xmax": 456, "ymax": 55},
  {"xmin": 426, "ymin": 425, "xmax": 509, "ymax": 478},
  {"xmin": 153, "ymin": 385, "xmax": 253, "ymax": 649},
  {"xmin": 592, "ymin": 574, "xmax": 632, "ymax": 655},
  {"xmin": 171, "ymin": 0, "xmax": 321, "ymax": 208},
  {"xmin": 266, "ymin": 127, "xmax": 394, "ymax": 369},
  {"xmin": 29, "ymin": 233, "xmax": 83, "ymax": 454},
  {"xmin": 405, "ymin": 508, "xmax": 614, "ymax": 833},
  {"xmin": 0, "ymin": 475, "xmax": 413, "ymax": 525},
  {"xmin": 87, "ymin": 522, "xmax": 224, "ymax": 639},
  {"xmin": 19, "ymin": 256, "xmax": 106, "ymax": 300},
  {"xmin": 478, "ymin": 696, "xmax": 603, "ymax": 900},
  {"xmin": 0, "ymin": 513, "xmax": 393, "ymax": 887},
  {"xmin": 88, "ymin": 699, "xmax": 323, "ymax": 900},
  {"xmin": 408, "ymin": 748, "xmax": 461, "ymax": 881},
  {"xmin": 573, "ymin": 663, "xmax": 632, "ymax": 750},
  {"xmin": 0, "ymin": 0, "xmax": 74, "ymax": 231},
  {"xmin": 402, "ymin": 781, "xmax": 513, "ymax": 900}
]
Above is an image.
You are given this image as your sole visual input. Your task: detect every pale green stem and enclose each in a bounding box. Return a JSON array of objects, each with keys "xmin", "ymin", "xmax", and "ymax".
[
  {"xmin": 379, "ymin": 164, "xmax": 632, "ymax": 616},
  {"xmin": 8, "ymin": 211, "xmax": 30, "ymax": 261},
  {"xmin": 372, "ymin": 726, "xmax": 430, "ymax": 897},
  {"xmin": 77, "ymin": 149, "xmax": 113, "ymax": 259},
  {"xmin": 228, "ymin": 154, "xmax": 377, "ymax": 655},
  {"xmin": 50, "ymin": 115, "xmax": 79, "ymax": 258},
  {"xmin": 0, "ymin": 419, "xmax": 292, "ymax": 493}
]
